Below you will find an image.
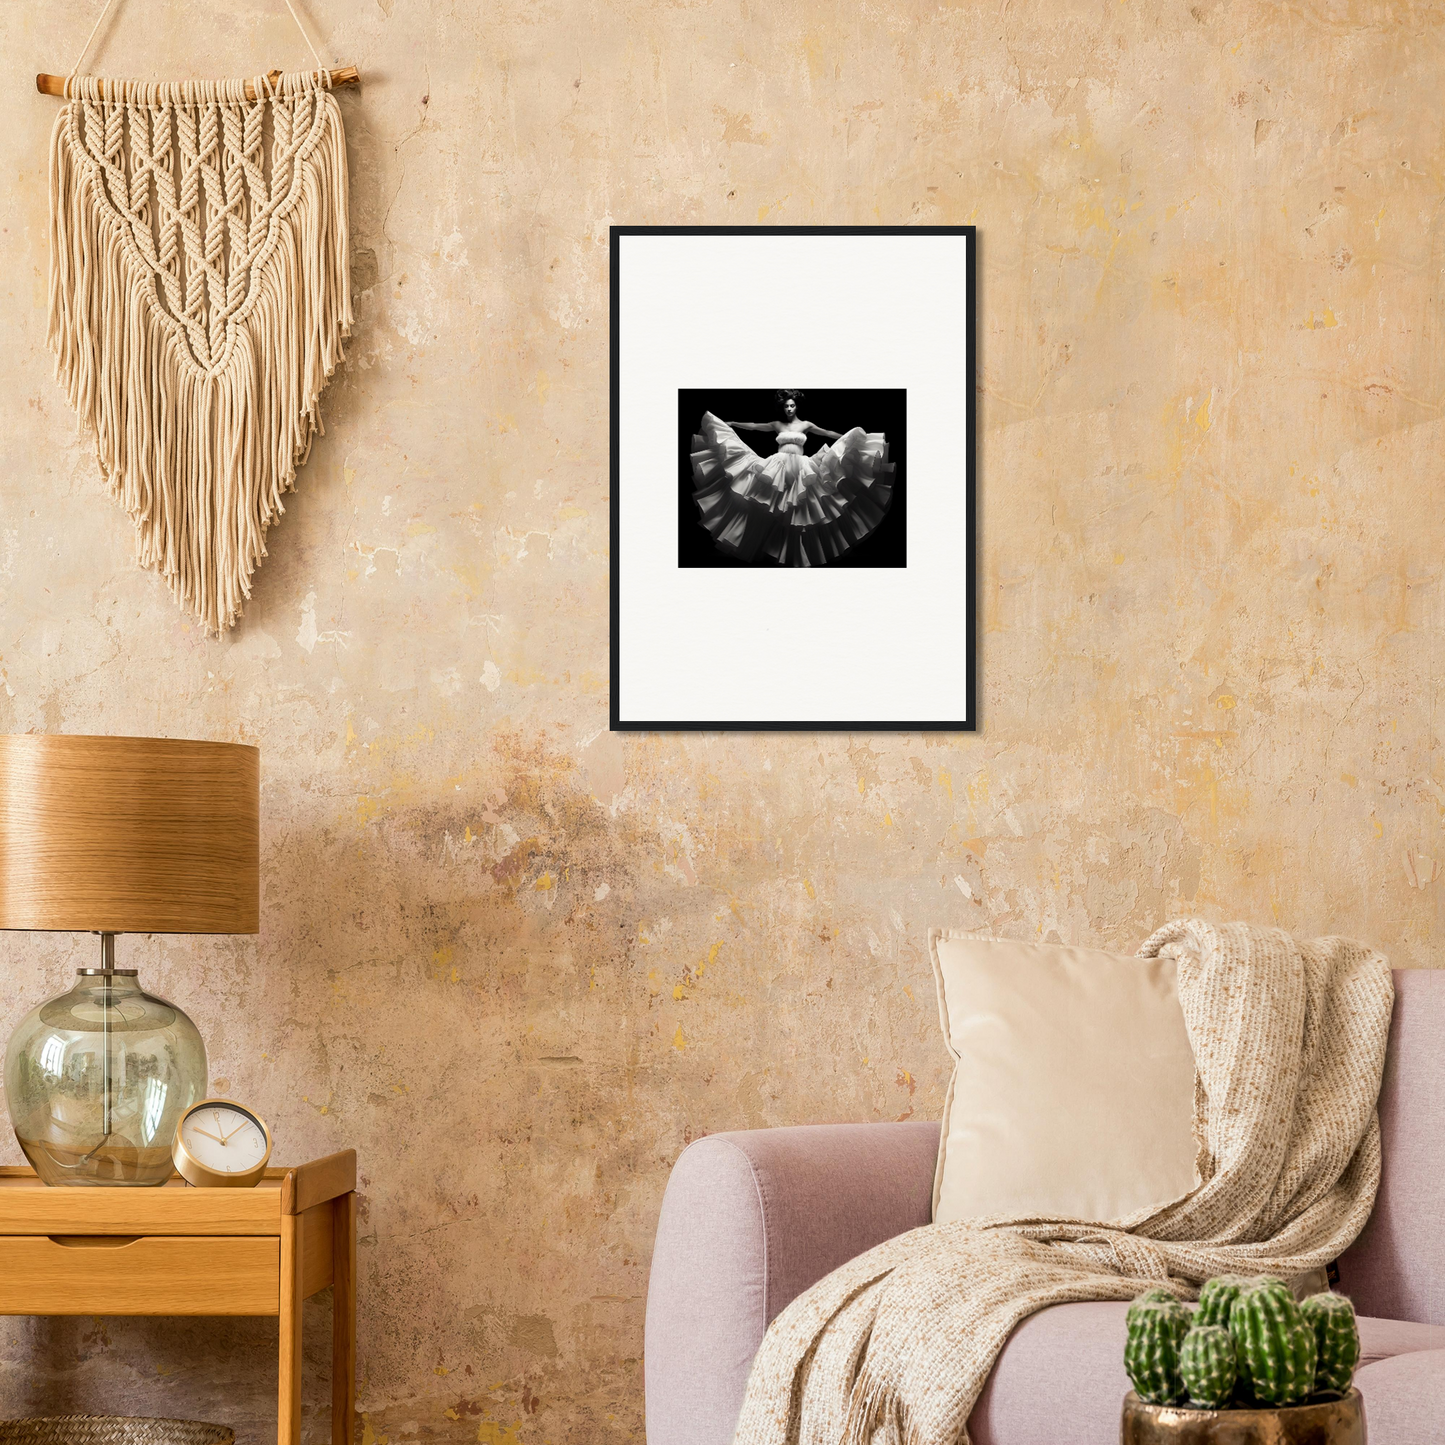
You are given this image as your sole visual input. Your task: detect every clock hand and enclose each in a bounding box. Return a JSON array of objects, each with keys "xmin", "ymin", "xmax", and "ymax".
[{"xmin": 191, "ymin": 1126, "xmax": 227, "ymax": 1144}]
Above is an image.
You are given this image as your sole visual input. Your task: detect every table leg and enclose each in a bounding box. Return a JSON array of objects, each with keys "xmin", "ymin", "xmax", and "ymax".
[
  {"xmin": 279, "ymin": 1211, "xmax": 304, "ymax": 1445},
  {"xmin": 332, "ymin": 1192, "xmax": 357, "ymax": 1445}
]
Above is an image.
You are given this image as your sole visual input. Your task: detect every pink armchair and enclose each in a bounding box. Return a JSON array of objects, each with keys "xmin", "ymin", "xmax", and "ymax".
[{"xmin": 645, "ymin": 969, "xmax": 1445, "ymax": 1445}]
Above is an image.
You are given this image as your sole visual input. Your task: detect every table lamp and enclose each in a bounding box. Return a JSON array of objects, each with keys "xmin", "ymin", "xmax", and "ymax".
[{"xmin": 0, "ymin": 735, "xmax": 259, "ymax": 1186}]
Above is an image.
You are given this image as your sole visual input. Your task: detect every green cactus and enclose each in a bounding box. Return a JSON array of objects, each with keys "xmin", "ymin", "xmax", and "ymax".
[
  {"xmin": 1301, "ymin": 1293, "xmax": 1360, "ymax": 1394},
  {"xmin": 1194, "ymin": 1275, "xmax": 1257, "ymax": 1330},
  {"xmin": 1179, "ymin": 1324, "xmax": 1238, "ymax": 1408},
  {"xmin": 1127, "ymin": 1287, "xmax": 1180, "ymax": 1320},
  {"xmin": 1125, "ymin": 1296, "xmax": 1192, "ymax": 1405},
  {"xmin": 1231, "ymin": 1279, "xmax": 1318, "ymax": 1406},
  {"xmin": 1138, "ymin": 1286, "xmax": 1178, "ymax": 1305}
]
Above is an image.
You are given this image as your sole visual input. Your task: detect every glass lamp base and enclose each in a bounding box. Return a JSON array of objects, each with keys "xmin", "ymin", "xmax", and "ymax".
[
  {"xmin": 4, "ymin": 965, "xmax": 207, "ymax": 1187},
  {"xmin": 15, "ymin": 1137, "xmax": 179, "ymax": 1187}
]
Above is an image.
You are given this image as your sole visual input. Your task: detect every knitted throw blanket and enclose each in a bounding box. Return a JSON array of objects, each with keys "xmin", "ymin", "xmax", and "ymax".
[{"xmin": 733, "ymin": 920, "xmax": 1394, "ymax": 1445}]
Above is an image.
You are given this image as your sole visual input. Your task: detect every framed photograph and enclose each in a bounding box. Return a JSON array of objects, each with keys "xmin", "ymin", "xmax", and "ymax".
[{"xmin": 611, "ymin": 226, "xmax": 975, "ymax": 731}]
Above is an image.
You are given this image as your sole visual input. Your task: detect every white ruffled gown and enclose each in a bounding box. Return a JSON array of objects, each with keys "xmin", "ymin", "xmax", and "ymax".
[{"xmin": 688, "ymin": 413, "xmax": 896, "ymax": 566}]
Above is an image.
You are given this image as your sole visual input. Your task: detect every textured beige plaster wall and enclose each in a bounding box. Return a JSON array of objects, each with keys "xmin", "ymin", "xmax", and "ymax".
[{"xmin": 0, "ymin": 0, "xmax": 1441, "ymax": 1441}]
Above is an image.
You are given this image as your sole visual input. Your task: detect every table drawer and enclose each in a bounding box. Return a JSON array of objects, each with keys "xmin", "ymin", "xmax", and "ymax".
[{"xmin": 0, "ymin": 1234, "xmax": 279, "ymax": 1315}]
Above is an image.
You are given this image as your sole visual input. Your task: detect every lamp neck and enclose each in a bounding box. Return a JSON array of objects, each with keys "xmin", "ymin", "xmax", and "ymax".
[{"xmin": 95, "ymin": 931, "xmax": 117, "ymax": 974}]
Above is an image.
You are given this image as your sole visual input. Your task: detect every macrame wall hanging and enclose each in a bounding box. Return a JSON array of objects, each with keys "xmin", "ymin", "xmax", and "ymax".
[{"xmin": 40, "ymin": 0, "xmax": 359, "ymax": 633}]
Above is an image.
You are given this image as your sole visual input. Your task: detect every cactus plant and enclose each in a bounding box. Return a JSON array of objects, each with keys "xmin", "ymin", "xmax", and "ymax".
[
  {"xmin": 1127, "ymin": 1286, "xmax": 1179, "ymax": 1321},
  {"xmin": 1178, "ymin": 1324, "xmax": 1238, "ymax": 1408},
  {"xmin": 1194, "ymin": 1274, "xmax": 1257, "ymax": 1329},
  {"xmin": 1123, "ymin": 1276, "xmax": 1361, "ymax": 1415},
  {"xmin": 1231, "ymin": 1278, "xmax": 1318, "ymax": 1406},
  {"xmin": 1301, "ymin": 1292, "xmax": 1360, "ymax": 1394},
  {"xmin": 1124, "ymin": 1295, "xmax": 1192, "ymax": 1405}
]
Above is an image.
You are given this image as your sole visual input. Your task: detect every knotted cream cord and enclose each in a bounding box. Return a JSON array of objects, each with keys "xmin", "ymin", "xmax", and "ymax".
[{"xmin": 47, "ymin": 4, "xmax": 351, "ymax": 633}]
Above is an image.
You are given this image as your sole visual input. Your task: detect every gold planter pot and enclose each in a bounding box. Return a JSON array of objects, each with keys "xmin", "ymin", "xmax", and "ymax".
[{"xmin": 1121, "ymin": 1389, "xmax": 1365, "ymax": 1445}]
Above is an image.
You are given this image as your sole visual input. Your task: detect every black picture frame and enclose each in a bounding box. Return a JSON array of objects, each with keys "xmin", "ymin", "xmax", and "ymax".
[{"xmin": 610, "ymin": 225, "xmax": 976, "ymax": 733}]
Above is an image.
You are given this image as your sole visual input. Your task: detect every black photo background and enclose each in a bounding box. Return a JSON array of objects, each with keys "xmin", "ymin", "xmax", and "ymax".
[{"xmin": 677, "ymin": 388, "xmax": 907, "ymax": 568}]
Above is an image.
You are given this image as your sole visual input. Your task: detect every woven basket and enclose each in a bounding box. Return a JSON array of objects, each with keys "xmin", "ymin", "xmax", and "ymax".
[{"xmin": 0, "ymin": 1421, "xmax": 232, "ymax": 1445}]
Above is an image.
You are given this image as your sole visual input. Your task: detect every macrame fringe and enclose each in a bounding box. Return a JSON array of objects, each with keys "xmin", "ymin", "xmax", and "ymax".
[{"xmin": 47, "ymin": 76, "xmax": 352, "ymax": 634}]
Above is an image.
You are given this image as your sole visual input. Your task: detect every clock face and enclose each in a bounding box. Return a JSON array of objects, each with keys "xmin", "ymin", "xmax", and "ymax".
[{"xmin": 180, "ymin": 1103, "xmax": 268, "ymax": 1176}]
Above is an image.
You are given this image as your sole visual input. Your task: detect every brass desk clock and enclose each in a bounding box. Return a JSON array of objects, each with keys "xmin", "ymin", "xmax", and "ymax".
[{"xmin": 172, "ymin": 1099, "xmax": 272, "ymax": 1188}]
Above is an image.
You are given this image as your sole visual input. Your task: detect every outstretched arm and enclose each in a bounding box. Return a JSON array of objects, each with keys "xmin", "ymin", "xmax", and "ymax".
[
  {"xmin": 804, "ymin": 422, "xmax": 843, "ymax": 440},
  {"xmin": 726, "ymin": 420, "xmax": 779, "ymax": 432}
]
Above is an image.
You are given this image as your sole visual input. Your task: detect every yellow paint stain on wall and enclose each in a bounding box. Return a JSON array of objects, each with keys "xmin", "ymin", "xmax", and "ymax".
[
  {"xmin": 938, "ymin": 767, "xmax": 953, "ymax": 801},
  {"xmin": 672, "ymin": 1024, "xmax": 687, "ymax": 1052},
  {"xmin": 476, "ymin": 1423, "xmax": 524, "ymax": 1445},
  {"xmin": 803, "ymin": 879, "xmax": 815, "ymax": 899},
  {"xmin": 801, "ymin": 33, "xmax": 826, "ymax": 83},
  {"xmin": 360, "ymin": 724, "xmax": 436, "ymax": 761},
  {"xmin": 1216, "ymin": 695, "xmax": 1236, "ymax": 710}
]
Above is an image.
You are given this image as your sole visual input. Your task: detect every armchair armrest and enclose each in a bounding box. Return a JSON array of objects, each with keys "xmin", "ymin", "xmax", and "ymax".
[{"xmin": 644, "ymin": 1120, "xmax": 939, "ymax": 1445}]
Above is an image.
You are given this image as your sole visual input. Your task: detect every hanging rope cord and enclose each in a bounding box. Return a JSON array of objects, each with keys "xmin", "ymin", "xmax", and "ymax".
[
  {"xmin": 47, "ymin": 0, "xmax": 353, "ymax": 633},
  {"xmin": 66, "ymin": 0, "xmax": 328, "ymax": 95}
]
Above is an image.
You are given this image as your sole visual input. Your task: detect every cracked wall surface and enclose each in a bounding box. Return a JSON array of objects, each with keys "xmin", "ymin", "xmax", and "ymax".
[{"xmin": 0, "ymin": 1, "xmax": 1443, "ymax": 1442}]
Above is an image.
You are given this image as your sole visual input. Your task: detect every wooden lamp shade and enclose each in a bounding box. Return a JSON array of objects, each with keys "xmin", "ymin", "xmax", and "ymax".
[{"xmin": 0, "ymin": 735, "xmax": 259, "ymax": 934}]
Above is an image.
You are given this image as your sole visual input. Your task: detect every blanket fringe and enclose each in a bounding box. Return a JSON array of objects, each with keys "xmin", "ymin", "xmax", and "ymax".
[
  {"xmin": 842, "ymin": 1369, "xmax": 911, "ymax": 1445},
  {"xmin": 47, "ymin": 80, "xmax": 352, "ymax": 634}
]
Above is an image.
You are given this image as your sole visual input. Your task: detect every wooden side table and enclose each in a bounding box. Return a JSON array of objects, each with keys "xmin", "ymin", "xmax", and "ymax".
[{"xmin": 0, "ymin": 1150, "xmax": 357, "ymax": 1445}]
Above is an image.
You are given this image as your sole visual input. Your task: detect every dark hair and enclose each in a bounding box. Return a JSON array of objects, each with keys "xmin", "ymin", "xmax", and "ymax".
[{"xmin": 775, "ymin": 389, "xmax": 803, "ymax": 411}]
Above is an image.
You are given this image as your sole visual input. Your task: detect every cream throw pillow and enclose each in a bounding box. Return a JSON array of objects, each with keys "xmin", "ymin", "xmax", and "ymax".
[{"xmin": 931, "ymin": 930, "xmax": 1199, "ymax": 1226}]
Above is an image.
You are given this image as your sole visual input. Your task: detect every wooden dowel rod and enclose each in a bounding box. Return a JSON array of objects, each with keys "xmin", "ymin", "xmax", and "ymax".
[{"xmin": 36, "ymin": 64, "xmax": 359, "ymax": 99}]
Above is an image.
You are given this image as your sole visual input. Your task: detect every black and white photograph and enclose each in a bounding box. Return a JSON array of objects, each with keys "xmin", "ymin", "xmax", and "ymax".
[
  {"xmin": 679, "ymin": 388, "xmax": 906, "ymax": 569},
  {"xmin": 612, "ymin": 226, "xmax": 974, "ymax": 731}
]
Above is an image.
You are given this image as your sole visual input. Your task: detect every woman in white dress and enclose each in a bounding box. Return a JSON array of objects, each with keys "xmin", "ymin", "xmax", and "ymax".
[{"xmin": 688, "ymin": 391, "xmax": 895, "ymax": 566}]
